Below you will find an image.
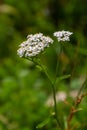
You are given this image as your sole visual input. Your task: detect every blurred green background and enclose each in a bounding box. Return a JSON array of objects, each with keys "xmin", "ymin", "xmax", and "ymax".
[{"xmin": 0, "ymin": 0, "xmax": 87, "ymax": 130}]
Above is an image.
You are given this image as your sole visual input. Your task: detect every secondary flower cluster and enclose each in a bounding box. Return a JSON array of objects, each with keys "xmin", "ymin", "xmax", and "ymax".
[
  {"xmin": 17, "ymin": 31, "xmax": 73, "ymax": 58},
  {"xmin": 53, "ymin": 30, "xmax": 73, "ymax": 42},
  {"xmin": 17, "ymin": 33, "xmax": 53, "ymax": 58}
]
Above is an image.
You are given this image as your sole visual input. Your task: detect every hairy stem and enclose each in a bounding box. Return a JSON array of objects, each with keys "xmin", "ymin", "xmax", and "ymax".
[
  {"xmin": 51, "ymin": 83, "xmax": 62, "ymax": 129},
  {"xmin": 39, "ymin": 62, "xmax": 63, "ymax": 130},
  {"xmin": 28, "ymin": 57, "xmax": 63, "ymax": 129}
]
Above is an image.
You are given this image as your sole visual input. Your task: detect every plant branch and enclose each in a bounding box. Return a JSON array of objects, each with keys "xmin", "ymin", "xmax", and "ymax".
[
  {"xmin": 67, "ymin": 77, "xmax": 87, "ymax": 130},
  {"xmin": 38, "ymin": 60, "xmax": 63, "ymax": 130},
  {"xmin": 76, "ymin": 77, "xmax": 87, "ymax": 102}
]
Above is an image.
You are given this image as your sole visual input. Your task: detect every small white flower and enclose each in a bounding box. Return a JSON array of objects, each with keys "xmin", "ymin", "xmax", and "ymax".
[
  {"xmin": 53, "ymin": 30, "xmax": 73, "ymax": 42},
  {"xmin": 17, "ymin": 33, "xmax": 53, "ymax": 58}
]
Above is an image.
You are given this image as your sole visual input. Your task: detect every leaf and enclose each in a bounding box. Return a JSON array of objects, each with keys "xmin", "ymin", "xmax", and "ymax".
[
  {"xmin": 36, "ymin": 65, "xmax": 42, "ymax": 71},
  {"xmin": 36, "ymin": 118, "xmax": 50, "ymax": 129},
  {"xmin": 74, "ymin": 108, "xmax": 83, "ymax": 113},
  {"xmin": 36, "ymin": 112, "xmax": 55, "ymax": 129},
  {"xmin": 56, "ymin": 74, "xmax": 71, "ymax": 83}
]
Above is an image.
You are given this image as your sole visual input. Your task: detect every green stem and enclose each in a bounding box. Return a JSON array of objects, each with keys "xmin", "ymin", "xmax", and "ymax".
[
  {"xmin": 54, "ymin": 43, "xmax": 62, "ymax": 84},
  {"xmin": 28, "ymin": 57, "xmax": 63, "ymax": 129},
  {"xmin": 51, "ymin": 83, "xmax": 62, "ymax": 129},
  {"xmin": 38, "ymin": 61, "xmax": 63, "ymax": 130}
]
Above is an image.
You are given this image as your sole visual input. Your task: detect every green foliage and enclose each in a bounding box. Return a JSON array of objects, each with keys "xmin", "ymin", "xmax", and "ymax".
[{"xmin": 0, "ymin": 0, "xmax": 87, "ymax": 130}]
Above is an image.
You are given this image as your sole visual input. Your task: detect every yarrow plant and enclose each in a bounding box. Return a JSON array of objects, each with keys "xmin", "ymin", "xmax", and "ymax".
[
  {"xmin": 17, "ymin": 33, "xmax": 53, "ymax": 58},
  {"xmin": 53, "ymin": 30, "xmax": 73, "ymax": 42},
  {"xmin": 17, "ymin": 31, "xmax": 76, "ymax": 130}
]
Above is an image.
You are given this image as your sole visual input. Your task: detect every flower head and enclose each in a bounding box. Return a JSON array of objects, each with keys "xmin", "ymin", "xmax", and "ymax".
[
  {"xmin": 53, "ymin": 30, "xmax": 73, "ymax": 42},
  {"xmin": 17, "ymin": 33, "xmax": 53, "ymax": 58}
]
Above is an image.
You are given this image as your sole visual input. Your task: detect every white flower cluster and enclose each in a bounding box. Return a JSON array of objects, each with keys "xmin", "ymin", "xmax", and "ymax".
[
  {"xmin": 17, "ymin": 33, "xmax": 53, "ymax": 58},
  {"xmin": 53, "ymin": 30, "xmax": 73, "ymax": 42}
]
